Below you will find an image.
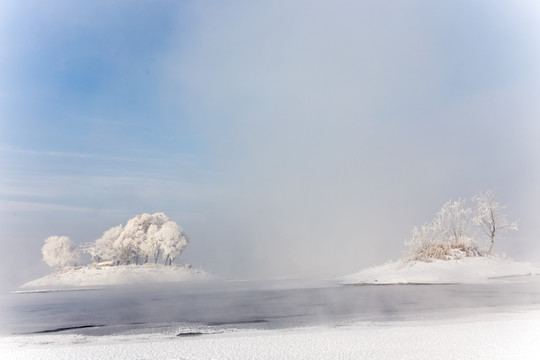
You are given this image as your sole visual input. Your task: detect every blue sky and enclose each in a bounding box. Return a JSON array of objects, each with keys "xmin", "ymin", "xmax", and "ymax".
[{"xmin": 1, "ymin": 1, "xmax": 539, "ymax": 289}]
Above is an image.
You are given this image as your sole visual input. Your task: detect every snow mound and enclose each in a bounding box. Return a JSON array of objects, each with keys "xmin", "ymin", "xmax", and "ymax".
[
  {"xmin": 340, "ymin": 257, "xmax": 540, "ymax": 285},
  {"xmin": 21, "ymin": 263, "xmax": 213, "ymax": 289}
]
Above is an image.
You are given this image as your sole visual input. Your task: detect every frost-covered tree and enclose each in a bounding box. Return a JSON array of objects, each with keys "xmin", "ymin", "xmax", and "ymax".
[
  {"xmin": 117, "ymin": 213, "xmax": 170, "ymax": 264},
  {"xmin": 406, "ymin": 191, "xmax": 519, "ymax": 261},
  {"xmin": 113, "ymin": 232, "xmax": 137, "ymax": 265},
  {"xmin": 90, "ymin": 213, "xmax": 188, "ymax": 266},
  {"xmin": 141, "ymin": 224, "xmax": 162, "ymax": 264},
  {"xmin": 92, "ymin": 225, "xmax": 123, "ymax": 263},
  {"xmin": 406, "ymin": 198, "xmax": 480, "ymax": 261},
  {"xmin": 473, "ymin": 190, "xmax": 518, "ymax": 255},
  {"xmin": 406, "ymin": 222, "xmax": 439, "ymax": 261},
  {"xmin": 160, "ymin": 221, "xmax": 189, "ymax": 265},
  {"xmin": 139, "ymin": 213, "xmax": 169, "ymax": 264},
  {"xmin": 116, "ymin": 213, "xmax": 153, "ymax": 264},
  {"xmin": 436, "ymin": 199, "xmax": 474, "ymax": 245},
  {"xmin": 42, "ymin": 236, "xmax": 80, "ymax": 268}
]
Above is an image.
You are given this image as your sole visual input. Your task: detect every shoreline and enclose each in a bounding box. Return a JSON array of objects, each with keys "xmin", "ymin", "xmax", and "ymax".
[
  {"xmin": 21, "ymin": 263, "xmax": 213, "ymax": 289},
  {"xmin": 2, "ymin": 304, "xmax": 539, "ymax": 359}
]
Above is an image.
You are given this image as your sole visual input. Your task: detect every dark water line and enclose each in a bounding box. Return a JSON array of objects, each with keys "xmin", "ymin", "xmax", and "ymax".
[
  {"xmin": 207, "ymin": 319, "xmax": 268, "ymax": 326},
  {"xmin": 20, "ymin": 324, "xmax": 105, "ymax": 334},
  {"xmin": 176, "ymin": 332, "xmax": 204, "ymax": 337}
]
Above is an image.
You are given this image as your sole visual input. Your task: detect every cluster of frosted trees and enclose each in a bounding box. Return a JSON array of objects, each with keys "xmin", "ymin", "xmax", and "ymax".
[
  {"xmin": 88, "ymin": 213, "xmax": 188, "ymax": 266},
  {"xmin": 41, "ymin": 213, "xmax": 188, "ymax": 268},
  {"xmin": 406, "ymin": 190, "xmax": 518, "ymax": 261}
]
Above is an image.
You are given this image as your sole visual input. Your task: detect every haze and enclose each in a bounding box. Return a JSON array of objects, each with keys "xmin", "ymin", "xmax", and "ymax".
[{"xmin": 1, "ymin": 0, "xmax": 539, "ymax": 291}]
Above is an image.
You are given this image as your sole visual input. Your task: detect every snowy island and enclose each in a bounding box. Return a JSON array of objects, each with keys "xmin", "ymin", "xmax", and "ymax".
[
  {"xmin": 23, "ymin": 213, "xmax": 213, "ymax": 289},
  {"xmin": 343, "ymin": 191, "xmax": 540, "ymax": 285}
]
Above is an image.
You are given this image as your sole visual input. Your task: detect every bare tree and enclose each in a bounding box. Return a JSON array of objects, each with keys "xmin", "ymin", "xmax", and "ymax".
[{"xmin": 473, "ymin": 190, "xmax": 518, "ymax": 255}]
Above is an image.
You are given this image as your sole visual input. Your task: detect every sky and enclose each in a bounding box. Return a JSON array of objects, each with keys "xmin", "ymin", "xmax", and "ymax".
[{"xmin": 1, "ymin": 0, "xmax": 540, "ymax": 290}]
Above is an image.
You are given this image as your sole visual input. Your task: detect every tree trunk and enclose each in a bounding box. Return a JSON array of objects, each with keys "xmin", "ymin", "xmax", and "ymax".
[
  {"xmin": 144, "ymin": 255, "xmax": 148, "ymax": 264},
  {"xmin": 488, "ymin": 239, "xmax": 494, "ymax": 255},
  {"xmin": 165, "ymin": 255, "xmax": 170, "ymax": 266}
]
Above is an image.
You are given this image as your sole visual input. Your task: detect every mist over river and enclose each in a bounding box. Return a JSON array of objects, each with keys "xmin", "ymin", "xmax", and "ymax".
[{"xmin": 2, "ymin": 279, "xmax": 540, "ymax": 337}]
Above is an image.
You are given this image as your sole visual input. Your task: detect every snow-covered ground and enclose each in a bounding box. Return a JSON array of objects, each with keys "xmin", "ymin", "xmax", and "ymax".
[
  {"xmin": 2, "ymin": 306, "xmax": 539, "ymax": 359},
  {"xmin": 20, "ymin": 263, "xmax": 213, "ymax": 289},
  {"xmin": 340, "ymin": 256, "xmax": 540, "ymax": 285}
]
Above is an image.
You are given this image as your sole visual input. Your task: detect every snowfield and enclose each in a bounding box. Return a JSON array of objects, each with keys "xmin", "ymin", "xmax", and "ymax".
[
  {"xmin": 2, "ymin": 306, "xmax": 540, "ymax": 359},
  {"xmin": 340, "ymin": 257, "xmax": 540, "ymax": 285},
  {"xmin": 20, "ymin": 263, "xmax": 213, "ymax": 289}
]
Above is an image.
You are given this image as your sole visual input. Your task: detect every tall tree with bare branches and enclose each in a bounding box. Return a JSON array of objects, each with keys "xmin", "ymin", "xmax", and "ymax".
[{"xmin": 473, "ymin": 190, "xmax": 518, "ymax": 255}]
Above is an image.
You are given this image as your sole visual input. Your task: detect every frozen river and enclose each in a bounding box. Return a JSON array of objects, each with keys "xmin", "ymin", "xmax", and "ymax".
[{"xmin": 2, "ymin": 279, "xmax": 540, "ymax": 337}]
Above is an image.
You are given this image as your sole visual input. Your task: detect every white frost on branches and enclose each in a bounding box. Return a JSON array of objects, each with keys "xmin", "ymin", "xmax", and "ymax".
[
  {"xmin": 436, "ymin": 199, "xmax": 474, "ymax": 245},
  {"xmin": 91, "ymin": 224, "xmax": 124, "ymax": 263},
  {"xmin": 42, "ymin": 236, "xmax": 80, "ymax": 268},
  {"xmin": 41, "ymin": 213, "xmax": 190, "ymax": 270},
  {"xmin": 473, "ymin": 190, "xmax": 518, "ymax": 255},
  {"xmin": 406, "ymin": 191, "xmax": 517, "ymax": 262},
  {"xmin": 87, "ymin": 212, "xmax": 189, "ymax": 266},
  {"xmin": 159, "ymin": 221, "xmax": 188, "ymax": 266}
]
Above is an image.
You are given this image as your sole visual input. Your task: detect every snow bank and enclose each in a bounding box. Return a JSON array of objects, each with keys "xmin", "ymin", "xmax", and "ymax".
[
  {"xmin": 341, "ymin": 257, "xmax": 540, "ymax": 285},
  {"xmin": 2, "ymin": 307, "xmax": 539, "ymax": 359},
  {"xmin": 21, "ymin": 264, "xmax": 213, "ymax": 289}
]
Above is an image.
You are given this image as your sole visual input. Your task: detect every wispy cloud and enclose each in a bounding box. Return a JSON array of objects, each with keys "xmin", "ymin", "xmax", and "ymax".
[
  {"xmin": 0, "ymin": 145, "xmax": 95, "ymax": 159},
  {"xmin": 0, "ymin": 199, "xmax": 102, "ymax": 213}
]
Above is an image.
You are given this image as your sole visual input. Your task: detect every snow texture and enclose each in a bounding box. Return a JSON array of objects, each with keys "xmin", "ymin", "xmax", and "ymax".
[
  {"xmin": 341, "ymin": 257, "xmax": 540, "ymax": 285},
  {"xmin": 20, "ymin": 263, "xmax": 213, "ymax": 289},
  {"xmin": 1, "ymin": 307, "xmax": 539, "ymax": 359}
]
